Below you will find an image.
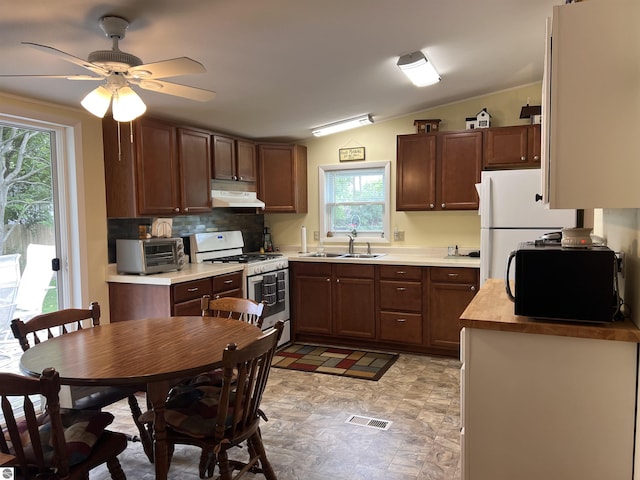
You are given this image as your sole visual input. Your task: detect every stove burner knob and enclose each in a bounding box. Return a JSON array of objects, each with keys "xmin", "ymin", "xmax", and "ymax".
[{"xmin": 254, "ymin": 266, "xmax": 263, "ymax": 274}]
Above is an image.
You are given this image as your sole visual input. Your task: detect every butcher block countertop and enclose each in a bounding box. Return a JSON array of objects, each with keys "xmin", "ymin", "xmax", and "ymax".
[{"xmin": 461, "ymin": 278, "xmax": 640, "ymax": 343}]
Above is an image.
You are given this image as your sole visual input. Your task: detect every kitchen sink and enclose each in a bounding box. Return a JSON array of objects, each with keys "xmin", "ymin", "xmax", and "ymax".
[{"xmin": 303, "ymin": 252, "xmax": 386, "ymax": 259}]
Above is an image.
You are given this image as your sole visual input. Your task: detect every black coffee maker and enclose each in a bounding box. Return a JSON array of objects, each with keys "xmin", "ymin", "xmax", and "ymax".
[{"xmin": 262, "ymin": 227, "xmax": 273, "ymax": 252}]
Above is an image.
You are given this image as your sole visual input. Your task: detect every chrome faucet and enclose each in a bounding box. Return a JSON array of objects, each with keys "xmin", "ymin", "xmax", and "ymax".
[{"xmin": 347, "ymin": 234, "xmax": 355, "ymax": 254}]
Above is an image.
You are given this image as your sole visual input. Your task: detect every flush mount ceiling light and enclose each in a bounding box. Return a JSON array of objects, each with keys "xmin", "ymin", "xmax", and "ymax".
[
  {"xmin": 311, "ymin": 114, "xmax": 374, "ymax": 137},
  {"xmin": 397, "ymin": 51, "xmax": 441, "ymax": 87}
]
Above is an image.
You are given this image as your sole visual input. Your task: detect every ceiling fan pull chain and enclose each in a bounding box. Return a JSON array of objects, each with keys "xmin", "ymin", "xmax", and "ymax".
[{"xmin": 117, "ymin": 120, "xmax": 122, "ymax": 162}]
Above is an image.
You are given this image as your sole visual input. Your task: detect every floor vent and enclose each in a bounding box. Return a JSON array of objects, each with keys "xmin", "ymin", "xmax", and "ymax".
[{"xmin": 345, "ymin": 414, "xmax": 392, "ymax": 430}]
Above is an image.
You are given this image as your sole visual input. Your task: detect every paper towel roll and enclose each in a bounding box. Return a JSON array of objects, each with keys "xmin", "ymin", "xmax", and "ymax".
[{"xmin": 300, "ymin": 226, "xmax": 307, "ymax": 253}]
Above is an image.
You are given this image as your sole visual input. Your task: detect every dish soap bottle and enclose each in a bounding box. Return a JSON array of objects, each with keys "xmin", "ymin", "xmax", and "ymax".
[{"xmin": 262, "ymin": 227, "xmax": 273, "ymax": 252}]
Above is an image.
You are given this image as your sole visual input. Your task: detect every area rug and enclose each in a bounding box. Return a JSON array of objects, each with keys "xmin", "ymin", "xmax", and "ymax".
[{"xmin": 272, "ymin": 344, "xmax": 399, "ymax": 381}]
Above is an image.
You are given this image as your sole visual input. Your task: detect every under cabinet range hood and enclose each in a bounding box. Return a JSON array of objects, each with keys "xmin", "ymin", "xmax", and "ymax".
[{"xmin": 211, "ymin": 189, "xmax": 265, "ymax": 209}]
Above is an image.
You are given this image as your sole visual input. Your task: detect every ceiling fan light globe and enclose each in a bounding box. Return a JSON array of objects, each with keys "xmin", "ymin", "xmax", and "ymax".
[
  {"xmin": 112, "ymin": 86, "xmax": 147, "ymax": 122},
  {"xmin": 81, "ymin": 85, "xmax": 112, "ymax": 118}
]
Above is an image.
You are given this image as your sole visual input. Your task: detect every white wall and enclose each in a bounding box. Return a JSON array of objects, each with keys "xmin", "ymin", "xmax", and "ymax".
[{"xmin": 599, "ymin": 209, "xmax": 640, "ymax": 326}]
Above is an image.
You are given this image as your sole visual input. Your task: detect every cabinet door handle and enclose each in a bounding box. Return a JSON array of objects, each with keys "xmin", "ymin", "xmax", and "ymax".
[
  {"xmin": 184, "ymin": 207, "xmax": 189, "ymax": 212},
  {"xmin": 441, "ymin": 203, "xmax": 446, "ymax": 209},
  {"xmin": 174, "ymin": 208, "xmax": 180, "ymax": 212},
  {"xmin": 336, "ymin": 278, "xmax": 340, "ymax": 283},
  {"xmin": 396, "ymin": 287, "xmax": 406, "ymax": 292},
  {"xmin": 447, "ymin": 273, "xmax": 459, "ymax": 277},
  {"xmin": 521, "ymin": 156, "xmax": 527, "ymax": 161},
  {"xmin": 396, "ymin": 318, "xmax": 407, "ymax": 323},
  {"xmin": 187, "ymin": 287, "xmax": 199, "ymax": 292},
  {"xmin": 232, "ymin": 175, "xmax": 238, "ymax": 181},
  {"xmin": 533, "ymin": 155, "xmax": 540, "ymax": 161},
  {"xmin": 429, "ymin": 203, "xmax": 435, "ymax": 209},
  {"xmin": 326, "ymin": 278, "xmax": 331, "ymax": 282},
  {"xmin": 471, "ymin": 285, "xmax": 476, "ymax": 291},
  {"xmin": 238, "ymin": 176, "xmax": 244, "ymax": 180}
]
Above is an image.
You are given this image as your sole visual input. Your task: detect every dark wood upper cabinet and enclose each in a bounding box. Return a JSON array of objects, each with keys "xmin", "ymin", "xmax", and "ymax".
[
  {"xmin": 177, "ymin": 127, "xmax": 212, "ymax": 214},
  {"xmin": 257, "ymin": 144, "xmax": 307, "ymax": 213},
  {"xmin": 396, "ymin": 133, "xmax": 437, "ymax": 210},
  {"xmin": 396, "ymin": 130, "xmax": 481, "ymax": 211},
  {"xmin": 212, "ymin": 135, "xmax": 256, "ymax": 182},
  {"xmin": 103, "ymin": 117, "xmax": 211, "ymax": 217},
  {"xmin": 437, "ymin": 130, "xmax": 482, "ymax": 210},
  {"xmin": 483, "ymin": 124, "xmax": 541, "ymax": 169}
]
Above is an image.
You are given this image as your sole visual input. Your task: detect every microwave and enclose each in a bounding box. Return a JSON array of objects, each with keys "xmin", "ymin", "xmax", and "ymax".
[
  {"xmin": 505, "ymin": 243, "xmax": 620, "ymax": 323},
  {"xmin": 116, "ymin": 238, "xmax": 186, "ymax": 275}
]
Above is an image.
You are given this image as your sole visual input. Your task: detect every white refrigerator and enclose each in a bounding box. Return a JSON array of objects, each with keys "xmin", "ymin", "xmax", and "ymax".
[{"xmin": 479, "ymin": 169, "xmax": 576, "ymax": 286}]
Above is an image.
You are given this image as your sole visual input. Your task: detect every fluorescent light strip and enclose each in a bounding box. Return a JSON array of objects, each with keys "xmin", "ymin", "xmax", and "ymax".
[
  {"xmin": 397, "ymin": 51, "xmax": 440, "ymax": 87},
  {"xmin": 312, "ymin": 114, "xmax": 374, "ymax": 137}
]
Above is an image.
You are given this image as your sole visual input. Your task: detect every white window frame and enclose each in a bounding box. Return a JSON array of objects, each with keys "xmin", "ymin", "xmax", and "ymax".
[{"xmin": 319, "ymin": 161, "xmax": 391, "ymax": 245}]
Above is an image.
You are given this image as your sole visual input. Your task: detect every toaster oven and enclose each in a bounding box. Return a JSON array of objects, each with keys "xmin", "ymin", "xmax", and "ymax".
[{"xmin": 116, "ymin": 238, "xmax": 186, "ymax": 275}]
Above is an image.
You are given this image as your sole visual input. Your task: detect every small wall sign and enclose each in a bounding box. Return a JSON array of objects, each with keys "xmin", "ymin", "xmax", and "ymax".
[{"xmin": 339, "ymin": 147, "xmax": 365, "ymax": 162}]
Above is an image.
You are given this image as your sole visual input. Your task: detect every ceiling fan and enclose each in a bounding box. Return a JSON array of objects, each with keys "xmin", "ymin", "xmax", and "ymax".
[{"xmin": 0, "ymin": 15, "xmax": 216, "ymax": 122}]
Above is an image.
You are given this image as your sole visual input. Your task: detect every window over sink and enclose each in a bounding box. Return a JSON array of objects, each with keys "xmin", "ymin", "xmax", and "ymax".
[{"xmin": 319, "ymin": 161, "xmax": 390, "ymax": 244}]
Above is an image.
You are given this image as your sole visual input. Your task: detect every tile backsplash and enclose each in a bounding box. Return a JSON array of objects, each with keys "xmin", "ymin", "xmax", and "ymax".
[{"xmin": 107, "ymin": 210, "xmax": 264, "ymax": 263}]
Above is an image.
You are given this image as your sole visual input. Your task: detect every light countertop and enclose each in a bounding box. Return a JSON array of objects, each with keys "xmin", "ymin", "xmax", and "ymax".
[
  {"xmin": 461, "ymin": 279, "xmax": 640, "ymax": 343},
  {"xmin": 106, "ymin": 247, "xmax": 480, "ymax": 286},
  {"xmin": 286, "ymin": 246, "xmax": 481, "ymax": 268},
  {"xmin": 106, "ymin": 262, "xmax": 244, "ymax": 286}
]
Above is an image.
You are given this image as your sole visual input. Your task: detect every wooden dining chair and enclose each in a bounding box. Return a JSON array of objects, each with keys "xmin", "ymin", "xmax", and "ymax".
[
  {"xmin": 201, "ymin": 295, "xmax": 265, "ymax": 328},
  {"xmin": 10, "ymin": 302, "xmax": 154, "ymax": 463},
  {"xmin": 158, "ymin": 321, "xmax": 284, "ymax": 479},
  {"xmin": 0, "ymin": 367, "xmax": 128, "ymax": 480}
]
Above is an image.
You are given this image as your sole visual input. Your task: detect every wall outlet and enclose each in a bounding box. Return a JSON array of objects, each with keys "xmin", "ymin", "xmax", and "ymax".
[
  {"xmin": 313, "ymin": 231, "xmax": 320, "ymax": 241},
  {"xmin": 394, "ymin": 230, "xmax": 405, "ymax": 241}
]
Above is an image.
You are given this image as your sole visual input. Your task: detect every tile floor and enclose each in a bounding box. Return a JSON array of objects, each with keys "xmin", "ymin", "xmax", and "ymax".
[{"xmin": 92, "ymin": 352, "xmax": 462, "ymax": 480}]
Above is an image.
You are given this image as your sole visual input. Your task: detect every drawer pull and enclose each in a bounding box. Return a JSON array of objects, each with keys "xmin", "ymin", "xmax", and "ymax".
[
  {"xmin": 396, "ymin": 271, "xmax": 406, "ymax": 275},
  {"xmin": 187, "ymin": 287, "xmax": 199, "ymax": 292},
  {"xmin": 396, "ymin": 318, "xmax": 407, "ymax": 323},
  {"xmin": 396, "ymin": 287, "xmax": 406, "ymax": 292},
  {"xmin": 447, "ymin": 273, "xmax": 460, "ymax": 277},
  {"xmin": 224, "ymin": 280, "xmax": 233, "ymax": 284}
]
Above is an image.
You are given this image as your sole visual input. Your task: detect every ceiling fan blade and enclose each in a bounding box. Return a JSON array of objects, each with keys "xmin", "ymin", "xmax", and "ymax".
[
  {"xmin": 22, "ymin": 42, "xmax": 108, "ymax": 76},
  {"xmin": 135, "ymin": 79, "xmax": 216, "ymax": 101},
  {"xmin": 0, "ymin": 74, "xmax": 102, "ymax": 80},
  {"xmin": 128, "ymin": 57, "xmax": 207, "ymax": 80}
]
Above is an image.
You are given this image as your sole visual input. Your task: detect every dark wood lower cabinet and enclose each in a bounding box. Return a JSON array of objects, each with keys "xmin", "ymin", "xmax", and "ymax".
[
  {"xmin": 292, "ymin": 263, "xmax": 375, "ymax": 339},
  {"xmin": 291, "ymin": 261, "xmax": 479, "ymax": 357},
  {"xmin": 428, "ymin": 268, "xmax": 479, "ymax": 351}
]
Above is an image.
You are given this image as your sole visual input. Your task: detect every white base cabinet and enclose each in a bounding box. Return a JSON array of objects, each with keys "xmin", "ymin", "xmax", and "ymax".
[{"xmin": 460, "ymin": 327, "xmax": 637, "ymax": 480}]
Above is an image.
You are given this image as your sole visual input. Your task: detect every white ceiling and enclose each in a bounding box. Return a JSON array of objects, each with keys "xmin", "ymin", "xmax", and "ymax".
[{"xmin": 0, "ymin": 0, "xmax": 559, "ymax": 142}]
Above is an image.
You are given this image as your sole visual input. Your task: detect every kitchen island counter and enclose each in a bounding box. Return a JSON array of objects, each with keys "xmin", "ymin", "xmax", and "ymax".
[
  {"xmin": 459, "ymin": 278, "xmax": 640, "ymax": 480},
  {"xmin": 461, "ymin": 278, "xmax": 640, "ymax": 342}
]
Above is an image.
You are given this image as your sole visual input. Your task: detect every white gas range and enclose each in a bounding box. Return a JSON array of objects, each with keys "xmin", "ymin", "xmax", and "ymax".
[{"xmin": 188, "ymin": 231, "xmax": 290, "ymax": 346}]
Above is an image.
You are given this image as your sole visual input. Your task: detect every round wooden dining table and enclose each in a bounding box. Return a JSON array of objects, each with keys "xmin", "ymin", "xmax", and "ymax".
[{"xmin": 19, "ymin": 315, "xmax": 264, "ymax": 480}]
